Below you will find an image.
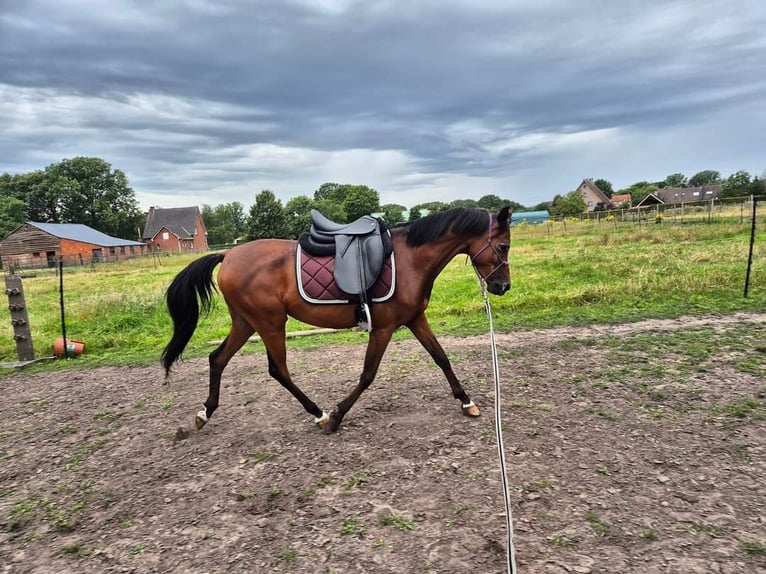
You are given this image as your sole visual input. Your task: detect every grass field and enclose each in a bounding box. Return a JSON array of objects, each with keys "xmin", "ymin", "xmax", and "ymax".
[{"xmin": 1, "ymin": 215, "xmax": 764, "ymax": 369}]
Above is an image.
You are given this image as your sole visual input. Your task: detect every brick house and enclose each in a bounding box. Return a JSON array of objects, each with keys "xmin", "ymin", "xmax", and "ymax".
[
  {"xmin": 142, "ymin": 206, "xmax": 208, "ymax": 252},
  {"xmin": 0, "ymin": 222, "xmax": 147, "ymax": 268}
]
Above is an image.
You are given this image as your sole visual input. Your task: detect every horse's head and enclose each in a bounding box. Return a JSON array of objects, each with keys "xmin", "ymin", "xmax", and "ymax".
[{"xmin": 469, "ymin": 206, "xmax": 512, "ymax": 295}]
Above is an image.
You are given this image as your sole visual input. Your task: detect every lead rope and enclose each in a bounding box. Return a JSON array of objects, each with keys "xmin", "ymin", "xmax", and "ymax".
[{"xmin": 479, "ymin": 280, "xmax": 518, "ymax": 574}]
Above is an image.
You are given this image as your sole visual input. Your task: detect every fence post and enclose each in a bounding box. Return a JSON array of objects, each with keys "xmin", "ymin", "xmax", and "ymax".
[
  {"xmin": 744, "ymin": 198, "xmax": 758, "ymax": 298},
  {"xmin": 5, "ymin": 275, "xmax": 36, "ymax": 362}
]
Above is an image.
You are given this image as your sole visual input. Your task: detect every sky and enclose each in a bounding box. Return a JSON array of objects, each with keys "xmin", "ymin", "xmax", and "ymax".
[{"xmin": 1, "ymin": 0, "xmax": 765, "ymax": 211}]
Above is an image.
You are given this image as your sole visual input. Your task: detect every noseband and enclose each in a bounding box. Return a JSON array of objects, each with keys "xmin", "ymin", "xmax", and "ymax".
[{"xmin": 470, "ymin": 213, "xmax": 509, "ymax": 284}]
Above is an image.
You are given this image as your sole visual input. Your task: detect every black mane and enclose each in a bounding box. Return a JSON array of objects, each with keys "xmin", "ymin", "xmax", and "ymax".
[{"xmin": 404, "ymin": 207, "xmax": 493, "ymax": 247}]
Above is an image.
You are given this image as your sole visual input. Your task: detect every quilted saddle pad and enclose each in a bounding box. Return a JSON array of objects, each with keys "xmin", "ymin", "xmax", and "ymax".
[{"xmin": 296, "ymin": 244, "xmax": 396, "ymax": 304}]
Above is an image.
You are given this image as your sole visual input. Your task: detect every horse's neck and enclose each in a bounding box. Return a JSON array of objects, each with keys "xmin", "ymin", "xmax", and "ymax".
[{"xmin": 408, "ymin": 234, "xmax": 468, "ymax": 279}]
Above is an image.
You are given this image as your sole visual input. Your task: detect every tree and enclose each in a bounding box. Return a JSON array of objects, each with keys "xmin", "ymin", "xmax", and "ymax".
[
  {"xmin": 662, "ymin": 173, "xmax": 687, "ymax": 188},
  {"xmin": 550, "ymin": 190, "xmax": 587, "ymax": 217},
  {"xmin": 312, "ymin": 199, "xmax": 346, "ymax": 223},
  {"xmin": 202, "ymin": 201, "xmax": 247, "ymax": 245},
  {"xmin": 284, "ymin": 195, "xmax": 314, "ymax": 239},
  {"xmin": 312, "ymin": 183, "xmax": 379, "ymax": 222},
  {"xmin": 0, "ymin": 169, "xmax": 59, "ymax": 223},
  {"xmin": 343, "ymin": 185, "xmax": 380, "ymax": 221},
  {"xmin": 593, "ymin": 179, "xmax": 613, "ymax": 198},
  {"xmin": 449, "ymin": 199, "xmax": 479, "ymax": 209},
  {"xmin": 0, "ymin": 196, "xmax": 28, "ymax": 238},
  {"xmin": 688, "ymin": 170, "xmax": 721, "ymax": 187},
  {"xmin": 0, "ymin": 158, "xmax": 143, "ymax": 238},
  {"xmin": 47, "ymin": 157, "xmax": 143, "ymax": 238},
  {"xmin": 477, "ymin": 194, "xmax": 505, "ymax": 211},
  {"xmin": 380, "ymin": 203, "xmax": 406, "ymax": 224},
  {"xmin": 314, "ymin": 182, "xmax": 346, "ymax": 204},
  {"xmin": 720, "ymin": 170, "xmax": 753, "ymax": 199},
  {"xmin": 247, "ymin": 190, "xmax": 288, "ymax": 240}
]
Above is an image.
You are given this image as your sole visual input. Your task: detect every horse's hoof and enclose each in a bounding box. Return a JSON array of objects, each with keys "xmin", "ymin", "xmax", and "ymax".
[
  {"xmin": 321, "ymin": 412, "xmax": 342, "ymax": 434},
  {"xmin": 314, "ymin": 412, "xmax": 330, "ymax": 429},
  {"xmin": 462, "ymin": 401, "xmax": 481, "ymax": 417},
  {"xmin": 195, "ymin": 409, "xmax": 209, "ymax": 430}
]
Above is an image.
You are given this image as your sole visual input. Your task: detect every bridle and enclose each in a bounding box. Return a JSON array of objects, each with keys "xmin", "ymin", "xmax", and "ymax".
[{"xmin": 470, "ymin": 213, "xmax": 510, "ymax": 285}]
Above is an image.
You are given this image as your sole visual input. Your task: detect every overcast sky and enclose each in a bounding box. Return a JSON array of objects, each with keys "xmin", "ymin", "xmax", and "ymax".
[{"xmin": 1, "ymin": 0, "xmax": 764, "ymax": 211}]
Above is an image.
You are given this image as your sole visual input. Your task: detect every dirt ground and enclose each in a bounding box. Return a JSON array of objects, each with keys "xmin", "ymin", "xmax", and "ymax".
[{"xmin": 1, "ymin": 313, "xmax": 765, "ymax": 574}]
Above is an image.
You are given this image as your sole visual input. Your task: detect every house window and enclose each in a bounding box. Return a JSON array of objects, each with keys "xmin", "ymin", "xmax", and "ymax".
[{"xmin": 162, "ymin": 232, "xmax": 170, "ymax": 240}]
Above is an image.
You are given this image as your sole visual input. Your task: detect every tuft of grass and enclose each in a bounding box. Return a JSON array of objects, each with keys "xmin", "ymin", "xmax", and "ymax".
[
  {"xmin": 549, "ymin": 534, "xmax": 578, "ymax": 548},
  {"xmin": 340, "ymin": 517, "xmax": 366, "ymax": 536},
  {"xmin": 741, "ymin": 540, "xmax": 766, "ymax": 556},
  {"xmin": 278, "ymin": 549, "xmax": 298, "ymax": 564},
  {"xmin": 379, "ymin": 513, "xmax": 414, "ymax": 532},
  {"xmin": 641, "ymin": 529, "xmax": 659, "ymax": 541},
  {"xmin": 586, "ymin": 511, "xmax": 611, "ymax": 537},
  {"xmin": 61, "ymin": 543, "xmax": 92, "ymax": 558}
]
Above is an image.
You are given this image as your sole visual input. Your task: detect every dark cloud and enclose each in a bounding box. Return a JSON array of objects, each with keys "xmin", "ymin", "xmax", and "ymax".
[{"xmin": 1, "ymin": 0, "xmax": 765, "ymax": 208}]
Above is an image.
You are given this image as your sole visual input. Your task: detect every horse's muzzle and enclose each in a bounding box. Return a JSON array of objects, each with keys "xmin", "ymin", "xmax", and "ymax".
[{"xmin": 487, "ymin": 280, "xmax": 511, "ymax": 295}]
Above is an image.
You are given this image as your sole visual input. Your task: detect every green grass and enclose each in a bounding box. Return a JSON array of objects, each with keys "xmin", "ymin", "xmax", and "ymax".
[{"xmin": 1, "ymin": 217, "xmax": 764, "ymax": 368}]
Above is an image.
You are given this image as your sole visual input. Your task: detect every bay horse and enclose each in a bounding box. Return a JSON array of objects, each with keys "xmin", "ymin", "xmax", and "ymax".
[{"xmin": 162, "ymin": 206, "xmax": 511, "ymax": 433}]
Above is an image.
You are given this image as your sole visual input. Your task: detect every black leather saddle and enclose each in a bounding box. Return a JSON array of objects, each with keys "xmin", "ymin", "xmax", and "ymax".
[{"xmin": 299, "ymin": 210, "xmax": 392, "ymax": 330}]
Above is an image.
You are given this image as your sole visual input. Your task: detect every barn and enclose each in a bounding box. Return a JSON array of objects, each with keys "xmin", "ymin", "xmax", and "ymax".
[
  {"xmin": 142, "ymin": 206, "xmax": 208, "ymax": 253},
  {"xmin": 0, "ymin": 222, "xmax": 147, "ymax": 269}
]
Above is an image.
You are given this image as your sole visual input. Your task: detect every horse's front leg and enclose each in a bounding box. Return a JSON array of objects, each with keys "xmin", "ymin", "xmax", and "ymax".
[
  {"xmin": 406, "ymin": 312, "xmax": 480, "ymax": 417},
  {"xmin": 324, "ymin": 327, "xmax": 394, "ymax": 433}
]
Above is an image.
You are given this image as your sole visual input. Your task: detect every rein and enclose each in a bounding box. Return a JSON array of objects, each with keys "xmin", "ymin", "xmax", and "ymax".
[{"xmin": 474, "ymin": 213, "xmax": 517, "ymax": 574}]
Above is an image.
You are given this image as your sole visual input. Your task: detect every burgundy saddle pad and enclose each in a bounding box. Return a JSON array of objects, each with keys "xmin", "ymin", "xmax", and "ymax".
[{"xmin": 296, "ymin": 245, "xmax": 395, "ymax": 304}]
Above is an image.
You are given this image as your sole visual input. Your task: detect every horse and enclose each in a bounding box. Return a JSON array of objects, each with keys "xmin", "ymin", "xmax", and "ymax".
[{"xmin": 162, "ymin": 206, "xmax": 512, "ymax": 434}]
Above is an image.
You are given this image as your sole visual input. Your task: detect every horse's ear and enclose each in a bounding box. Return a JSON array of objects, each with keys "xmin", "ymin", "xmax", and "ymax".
[{"xmin": 497, "ymin": 206, "xmax": 512, "ymax": 226}]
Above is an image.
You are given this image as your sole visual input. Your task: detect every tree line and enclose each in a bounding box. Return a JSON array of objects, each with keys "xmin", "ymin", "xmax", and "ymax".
[
  {"xmin": 549, "ymin": 169, "xmax": 765, "ymax": 216},
  {"xmin": 202, "ymin": 184, "xmax": 526, "ymax": 245},
  {"xmin": 2, "ymin": 157, "xmax": 763, "ymax": 242}
]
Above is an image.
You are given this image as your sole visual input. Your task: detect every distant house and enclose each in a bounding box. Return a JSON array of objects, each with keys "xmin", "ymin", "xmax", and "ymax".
[
  {"xmin": 511, "ymin": 211, "xmax": 549, "ymax": 225},
  {"xmin": 576, "ymin": 179, "xmax": 614, "ymax": 212},
  {"xmin": 0, "ymin": 222, "xmax": 146, "ymax": 268},
  {"xmin": 142, "ymin": 206, "xmax": 208, "ymax": 252},
  {"xmin": 635, "ymin": 185, "xmax": 722, "ymax": 208},
  {"xmin": 610, "ymin": 194, "xmax": 632, "ymax": 208}
]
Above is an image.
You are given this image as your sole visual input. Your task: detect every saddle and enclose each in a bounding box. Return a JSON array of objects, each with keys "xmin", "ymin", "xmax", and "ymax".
[{"xmin": 299, "ymin": 210, "xmax": 391, "ymax": 330}]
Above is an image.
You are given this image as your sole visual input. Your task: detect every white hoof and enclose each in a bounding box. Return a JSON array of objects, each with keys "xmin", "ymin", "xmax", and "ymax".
[
  {"xmin": 314, "ymin": 412, "xmax": 330, "ymax": 427},
  {"xmin": 195, "ymin": 409, "xmax": 209, "ymax": 429}
]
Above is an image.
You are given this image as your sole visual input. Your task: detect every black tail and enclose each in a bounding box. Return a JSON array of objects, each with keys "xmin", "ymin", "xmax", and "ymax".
[{"xmin": 161, "ymin": 253, "xmax": 226, "ymax": 376}]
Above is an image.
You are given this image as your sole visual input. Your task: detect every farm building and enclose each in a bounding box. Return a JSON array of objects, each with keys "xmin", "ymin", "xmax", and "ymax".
[
  {"xmin": 635, "ymin": 185, "xmax": 722, "ymax": 208},
  {"xmin": 142, "ymin": 206, "xmax": 208, "ymax": 252},
  {"xmin": 0, "ymin": 222, "xmax": 147, "ymax": 269},
  {"xmin": 511, "ymin": 211, "xmax": 549, "ymax": 225}
]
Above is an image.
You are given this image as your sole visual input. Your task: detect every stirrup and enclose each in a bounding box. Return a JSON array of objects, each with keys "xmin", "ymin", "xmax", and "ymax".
[{"xmin": 356, "ymin": 303, "xmax": 372, "ymax": 332}]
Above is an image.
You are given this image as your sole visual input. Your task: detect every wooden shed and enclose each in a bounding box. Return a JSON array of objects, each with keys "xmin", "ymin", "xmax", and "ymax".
[
  {"xmin": 0, "ymin": 222, "xmax": 147, "ymax": 269},
  {"xmin": 142, "ymin": 206, "xmax": 208, "ymax": 253}
]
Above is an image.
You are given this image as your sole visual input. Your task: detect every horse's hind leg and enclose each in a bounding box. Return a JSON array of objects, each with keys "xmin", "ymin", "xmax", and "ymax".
[
  {"xmin": 406, "ymin": 313, "xmax": 480, "ymax": 417},
  {"xmin": 197, "ymin": 313, "xmax": 254, "ymax": 429},
  {"xmin": 258, "ymin": 330, "xmax": 327, "ymax": 424}
]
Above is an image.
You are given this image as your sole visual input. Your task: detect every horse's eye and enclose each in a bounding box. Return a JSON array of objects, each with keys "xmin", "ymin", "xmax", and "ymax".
[{"xmin": 498, "ymin": 243, "xmax": 510, "ymax": 254}]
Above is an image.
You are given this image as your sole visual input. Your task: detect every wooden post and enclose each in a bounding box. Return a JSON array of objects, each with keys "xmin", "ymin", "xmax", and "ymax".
[{"xmin": 5, "ymin": 275, "xmax": 35, "ymax": 362}]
